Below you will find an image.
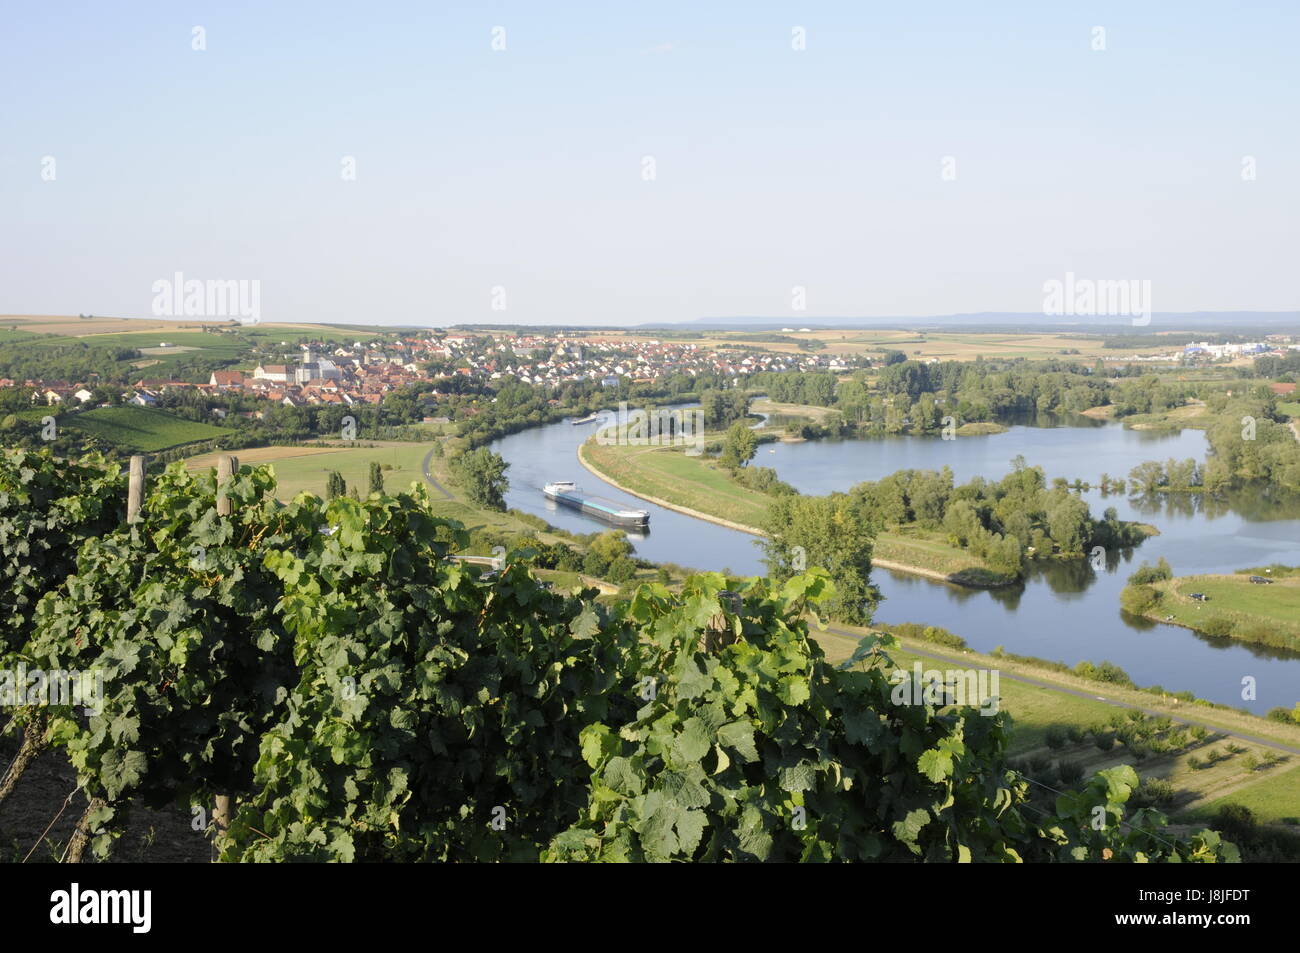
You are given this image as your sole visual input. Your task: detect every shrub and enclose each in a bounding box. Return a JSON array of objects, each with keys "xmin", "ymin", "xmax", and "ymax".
[
  {"xmin": 1120, "ymin": 583, "xmax": 1161, "ymax": 615},
  {"xmin": 1028, "ymin": 754, "xmax": 1053, "ymax": 776},
  {"xmin": 1187, "ymin": 755, "xmax": 1205, "ymax": 770},
  {"xmin": 1066, "ymin": 725, "xmax": 1086, "ymax": 744},
  {"xmin": 1267, "ymin": 707, "xmax": 1298, "ymax": 724},
  {"xmin": 1057, "ymin": 760, "xmax": 1085, "ymax": 785},
  {"xmin": 1243, "ymin": 755, "xmax": 1259, "ymax": 772},
  {"xmin": 1189, "ymin": 725, "xmax": 1208, "ymax": 741},
  {"xmin": 1131, "ymin": 778, "xmax": 1175, "ymax": 808},
  {"xmin": 1128, "ymin": 558, "xmax": 1173, "ymax": 585},
  {"xmin": 1093, "ymin": 731, "xmax": 1115, "ymax": 752},
  {"xmin": 1212, "ymin": 804, "xmax": 1257, "ymax": 842},
  {"xmin": 1044, "ymin": 726, "xmax": 1068, "ymax": 750},
  {"xmin": 1198, "ymin": 616, "xmax": 1235, "ymax": 638}
]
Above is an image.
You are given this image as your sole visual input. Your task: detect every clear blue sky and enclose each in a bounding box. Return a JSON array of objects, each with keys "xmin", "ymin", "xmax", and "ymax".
[{"xmin": 3, "ymin": 1, "xmax": 1297, "ymax": 326}]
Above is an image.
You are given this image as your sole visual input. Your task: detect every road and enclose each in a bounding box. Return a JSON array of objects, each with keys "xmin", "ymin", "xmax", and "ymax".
[
  {"xmin": 421, "ymin": 447, "xmax": 454, "ymax": 499},
  {"xmin": 822, "ymin": 625, "xmax": 1300, "ymax": 758}
]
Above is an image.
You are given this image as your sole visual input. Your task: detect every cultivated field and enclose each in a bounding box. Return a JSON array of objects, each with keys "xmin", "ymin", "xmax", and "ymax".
[
  {"xmin": 187, "ymin": 441, "xmax": 435, "ymax": 499},
  {"xmin": 61, "ymin": 406, "xmax": 231, "ymax": 452}
]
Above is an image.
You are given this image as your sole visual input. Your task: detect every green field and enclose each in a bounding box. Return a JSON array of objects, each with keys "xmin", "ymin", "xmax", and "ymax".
[
  {"xmin": 1278, "ymin": 400, "xmax": 1300, "ymax": 418},
  {"xmin": 188, "ymin": 442, "xmax": 433, "ymax": 499},
  {"xmin": 61, "ymin": 407, "xmax": 232, "ymax": 452},
  {"xmin": 1149, "ymin": 573, "xmax": 1300, "ymax": 647}
]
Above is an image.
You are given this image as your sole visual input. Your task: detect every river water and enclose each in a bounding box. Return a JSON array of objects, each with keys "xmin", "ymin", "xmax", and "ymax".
[{"xmin": 491, "ymin": 411, "xmax": 1300, "ymax": 713}]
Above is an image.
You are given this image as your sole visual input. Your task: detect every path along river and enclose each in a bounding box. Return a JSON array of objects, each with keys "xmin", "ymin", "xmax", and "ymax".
[{"xmin": 491, "ymin": 410, "xmax": 1300, "ymax": 713}]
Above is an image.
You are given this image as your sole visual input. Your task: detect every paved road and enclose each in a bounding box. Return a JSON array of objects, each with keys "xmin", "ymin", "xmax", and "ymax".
[
  {"xmin": 822, "ymin": 625, "xmax": 1300, "ymax": 758},
  {"xmin": 422, "ymin": 448, "xmax": 454, "ymax": 499}
]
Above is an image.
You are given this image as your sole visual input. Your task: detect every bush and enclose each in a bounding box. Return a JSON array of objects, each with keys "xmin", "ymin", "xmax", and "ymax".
[
  {"xmin": 1066, "ymin": 725, "xmax": 1086, "ymax": 744},
  {"xmin": 606, "ymin": 557, "xmax": 637, "ymax": 585},
  {"xmin": 1093, "ymin": 731, "xmax": 1115, "ymax": 752},
  {"xmin": 1267, "ymin": 707, "xmax": 1298, "ymax": 724},
  {"xmin": 1131, "ymin": 778, "xmax": 1175, "ymax": 808},
  {"xmin": 1057, "ymin": 760, "xmax": 1085, "ymax": 785},
  {"xmin": 1189, "ymin": 725, "xmax": 1208, "ymax": 742},
  {"xmin": 1243, "ymin": 754, "xmax": 1259, "ymax": 772},
  {"xmin": 1120, "ymin": 583, "xmax": 1161, "ymax": 615},
  {"xmin": 1028, "ymin": 754, "xmax": 1053, "ymax": 776},
  {"xmin": 1044, "ymin": 726, "xmax": 1068, "ymax": 750},
  {"xmin": 1187, "ymin": 755, "xmax": 1206, "ymax": 770},
  {"xmin": 1198, "ymin": 616, "xmax": 1235, "ymax": 638},
  {"xmin": 1128, "ymin": 558, "xmax": 1173, "ymax": 585},
  {"xmin": 1212, "ymin": 804, "xmax": 1257, "ymax": 842}
]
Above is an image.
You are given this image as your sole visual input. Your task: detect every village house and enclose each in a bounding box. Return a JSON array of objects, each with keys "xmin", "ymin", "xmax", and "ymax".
[{"xmin": 209, "ymin": 370, "xmax": 245, "ymax": 389}]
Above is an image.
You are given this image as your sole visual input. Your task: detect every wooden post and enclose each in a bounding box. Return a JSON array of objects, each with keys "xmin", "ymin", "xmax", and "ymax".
[
  {"xmin": 701, "ymin": 590, "xmax": 741, "ymax": 655},
  {"xmin": 66, "ymin": 456, "xmax": 147, "ymax": 863},
  {"xmin": 127, "ymin": 455, "xmax": 145, "ymax": 522},
  {"xmin": 211, "ymin": 455, "xmax": 237, "ymax": 861}
]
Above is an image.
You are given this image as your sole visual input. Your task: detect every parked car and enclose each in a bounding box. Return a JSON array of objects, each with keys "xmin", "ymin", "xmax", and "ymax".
[
  {"xmin": 1189, "ymin": 592, "xmax": 1210, "ymax": 601},
  {"xmin": 1248, "ymin": 575, "xmax": 1274, "ymax": 584}
]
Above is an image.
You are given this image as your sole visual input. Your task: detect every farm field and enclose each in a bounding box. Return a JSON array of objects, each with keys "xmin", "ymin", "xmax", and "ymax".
[
  {"xmin": 60, "ymin": 406, "xmax": 231, "ymax": 452},
  {"xmin": 569, "ymin": 328, "xmax": 1173, "ymax": 362},
  {"xmin": 187, "ymin": 441, "xmax": 435, "ymax": 499},
  {"xmin": 0, "ymin": 314, "xmax": 378, "ymax": 343}
]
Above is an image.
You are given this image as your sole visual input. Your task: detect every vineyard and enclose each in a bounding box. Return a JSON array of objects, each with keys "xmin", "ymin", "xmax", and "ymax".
[{"xmin": 0, "ymin": 448, "xmax": 1239, "ymax": 863}]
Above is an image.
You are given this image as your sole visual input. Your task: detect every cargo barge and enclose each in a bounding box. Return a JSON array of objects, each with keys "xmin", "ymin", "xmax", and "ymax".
[{"xmin": 542, "ymin": 481, "xmax": 650, "ymax": 529}]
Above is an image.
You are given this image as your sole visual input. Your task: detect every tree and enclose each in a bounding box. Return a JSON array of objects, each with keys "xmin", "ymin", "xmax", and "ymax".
[
  {"xmin": 326, "ymin": 469, "xmax": 347, "ymax": 500},
  {"xmin": 718, "ymin": 421, "xmax": 758, "ymax": 469},
  {"xmin": 1129, "ymin": 461, "xmax": 1166, "ymax": 493},
  {"xmin": 450, "ymin": 447, "xmax": 510, "ymax": 510},
  {"xmin": 588, "ymin": 530, "xmax": 633, "ymax": 565},
  {"xmin": 762, "ymin": 493, "xmax": 879, "ymax": 624},
  {"xmin": 368, "ymin": 461, "xmax": 384, "ymax": 495}
]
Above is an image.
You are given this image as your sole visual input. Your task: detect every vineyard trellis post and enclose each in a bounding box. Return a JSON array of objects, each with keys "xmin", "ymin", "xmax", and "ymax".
[
  {"xmin": 66, "ymin": 454, "xmax": 146, "ymax": 863},
  {"xmin": 211, "ymin": 453, "xmax": 237, "ymax": 862},
  {"xmin": 701, "ymin": 590, "xmax": 741, "ymax": 655}
]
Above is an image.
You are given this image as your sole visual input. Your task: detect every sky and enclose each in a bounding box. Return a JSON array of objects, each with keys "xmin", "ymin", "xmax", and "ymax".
[{"xmin": 3, "ymin": 1, "xmax": 1297, "ymax": 326}]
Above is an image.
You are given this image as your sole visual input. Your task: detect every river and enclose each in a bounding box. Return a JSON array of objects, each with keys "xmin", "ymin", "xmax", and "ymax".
[{"xmin": 491, "ymin": 410, "xmax": 1300, "ymax": 713}]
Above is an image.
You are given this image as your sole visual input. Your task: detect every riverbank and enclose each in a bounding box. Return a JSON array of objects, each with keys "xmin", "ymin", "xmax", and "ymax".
[
  {"xmin": 1130, "ymin": 572, "xmax": 1300, "ymax": 652},
  {"xmin": 580, "ymin": 439, "xmax": 1019, "ymax": 587}
]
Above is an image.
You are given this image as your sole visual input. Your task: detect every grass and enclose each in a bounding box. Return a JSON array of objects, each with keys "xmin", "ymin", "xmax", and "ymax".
[
  {"xmin": 188, "ymin": 441, "xmax": 431, "ymax": 499},
  {"xmin": 1148, "ymin": 573, "xmax": 1300, "ymax": 646},
  {"xmin": 1188, "ymin": 764, "xmax": 1300, "ymax": 825},
  {"xmin": 1278, "ymin": 400, "xmax": 1300, "ymax": 418},
  {"xmin": 187, "ymin": 442, "xmax": 584, "ymax": 553},
  {"xmin": 1118, "ymin": 400, "xmax": 1210, "ymax": 431},
  {"xmin": 581, "ymin": 436, "xmax": 1013, "ymax": 584},
  {"xmin": 61, "ymin": 406, "xmax": 231, "ymax": 452},
  {"xmin": 872, "ymin": 526, "xmax": 1002, "ymax": 580},
  {"xmin": 814, "ymin": 623, "xmax": 1300, "ymax": 825},
  {"xmin": 581, "ymin": 440, "xmax": 772, "ymax": 529}
]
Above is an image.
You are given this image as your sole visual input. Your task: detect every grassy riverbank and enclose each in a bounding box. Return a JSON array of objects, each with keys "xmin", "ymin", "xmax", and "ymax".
[
  {"xmin": 581, "ymin": 439, "xmax": 1018, "ymax": 586},
  {"xmin": 1131, "ymin": 571, "xmax": 1300, "ymax": 650}
]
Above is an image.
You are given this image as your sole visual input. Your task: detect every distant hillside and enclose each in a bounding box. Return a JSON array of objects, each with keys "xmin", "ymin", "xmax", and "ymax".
[{"xmin": 61, "ymin": 406, "xmax": 231, "ymax": 453}]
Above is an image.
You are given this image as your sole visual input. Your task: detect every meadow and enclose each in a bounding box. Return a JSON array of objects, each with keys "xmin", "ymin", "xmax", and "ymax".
[{"xmin": 1150, "ymin": 573, "xmax": 1300, "ymax": 644}]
